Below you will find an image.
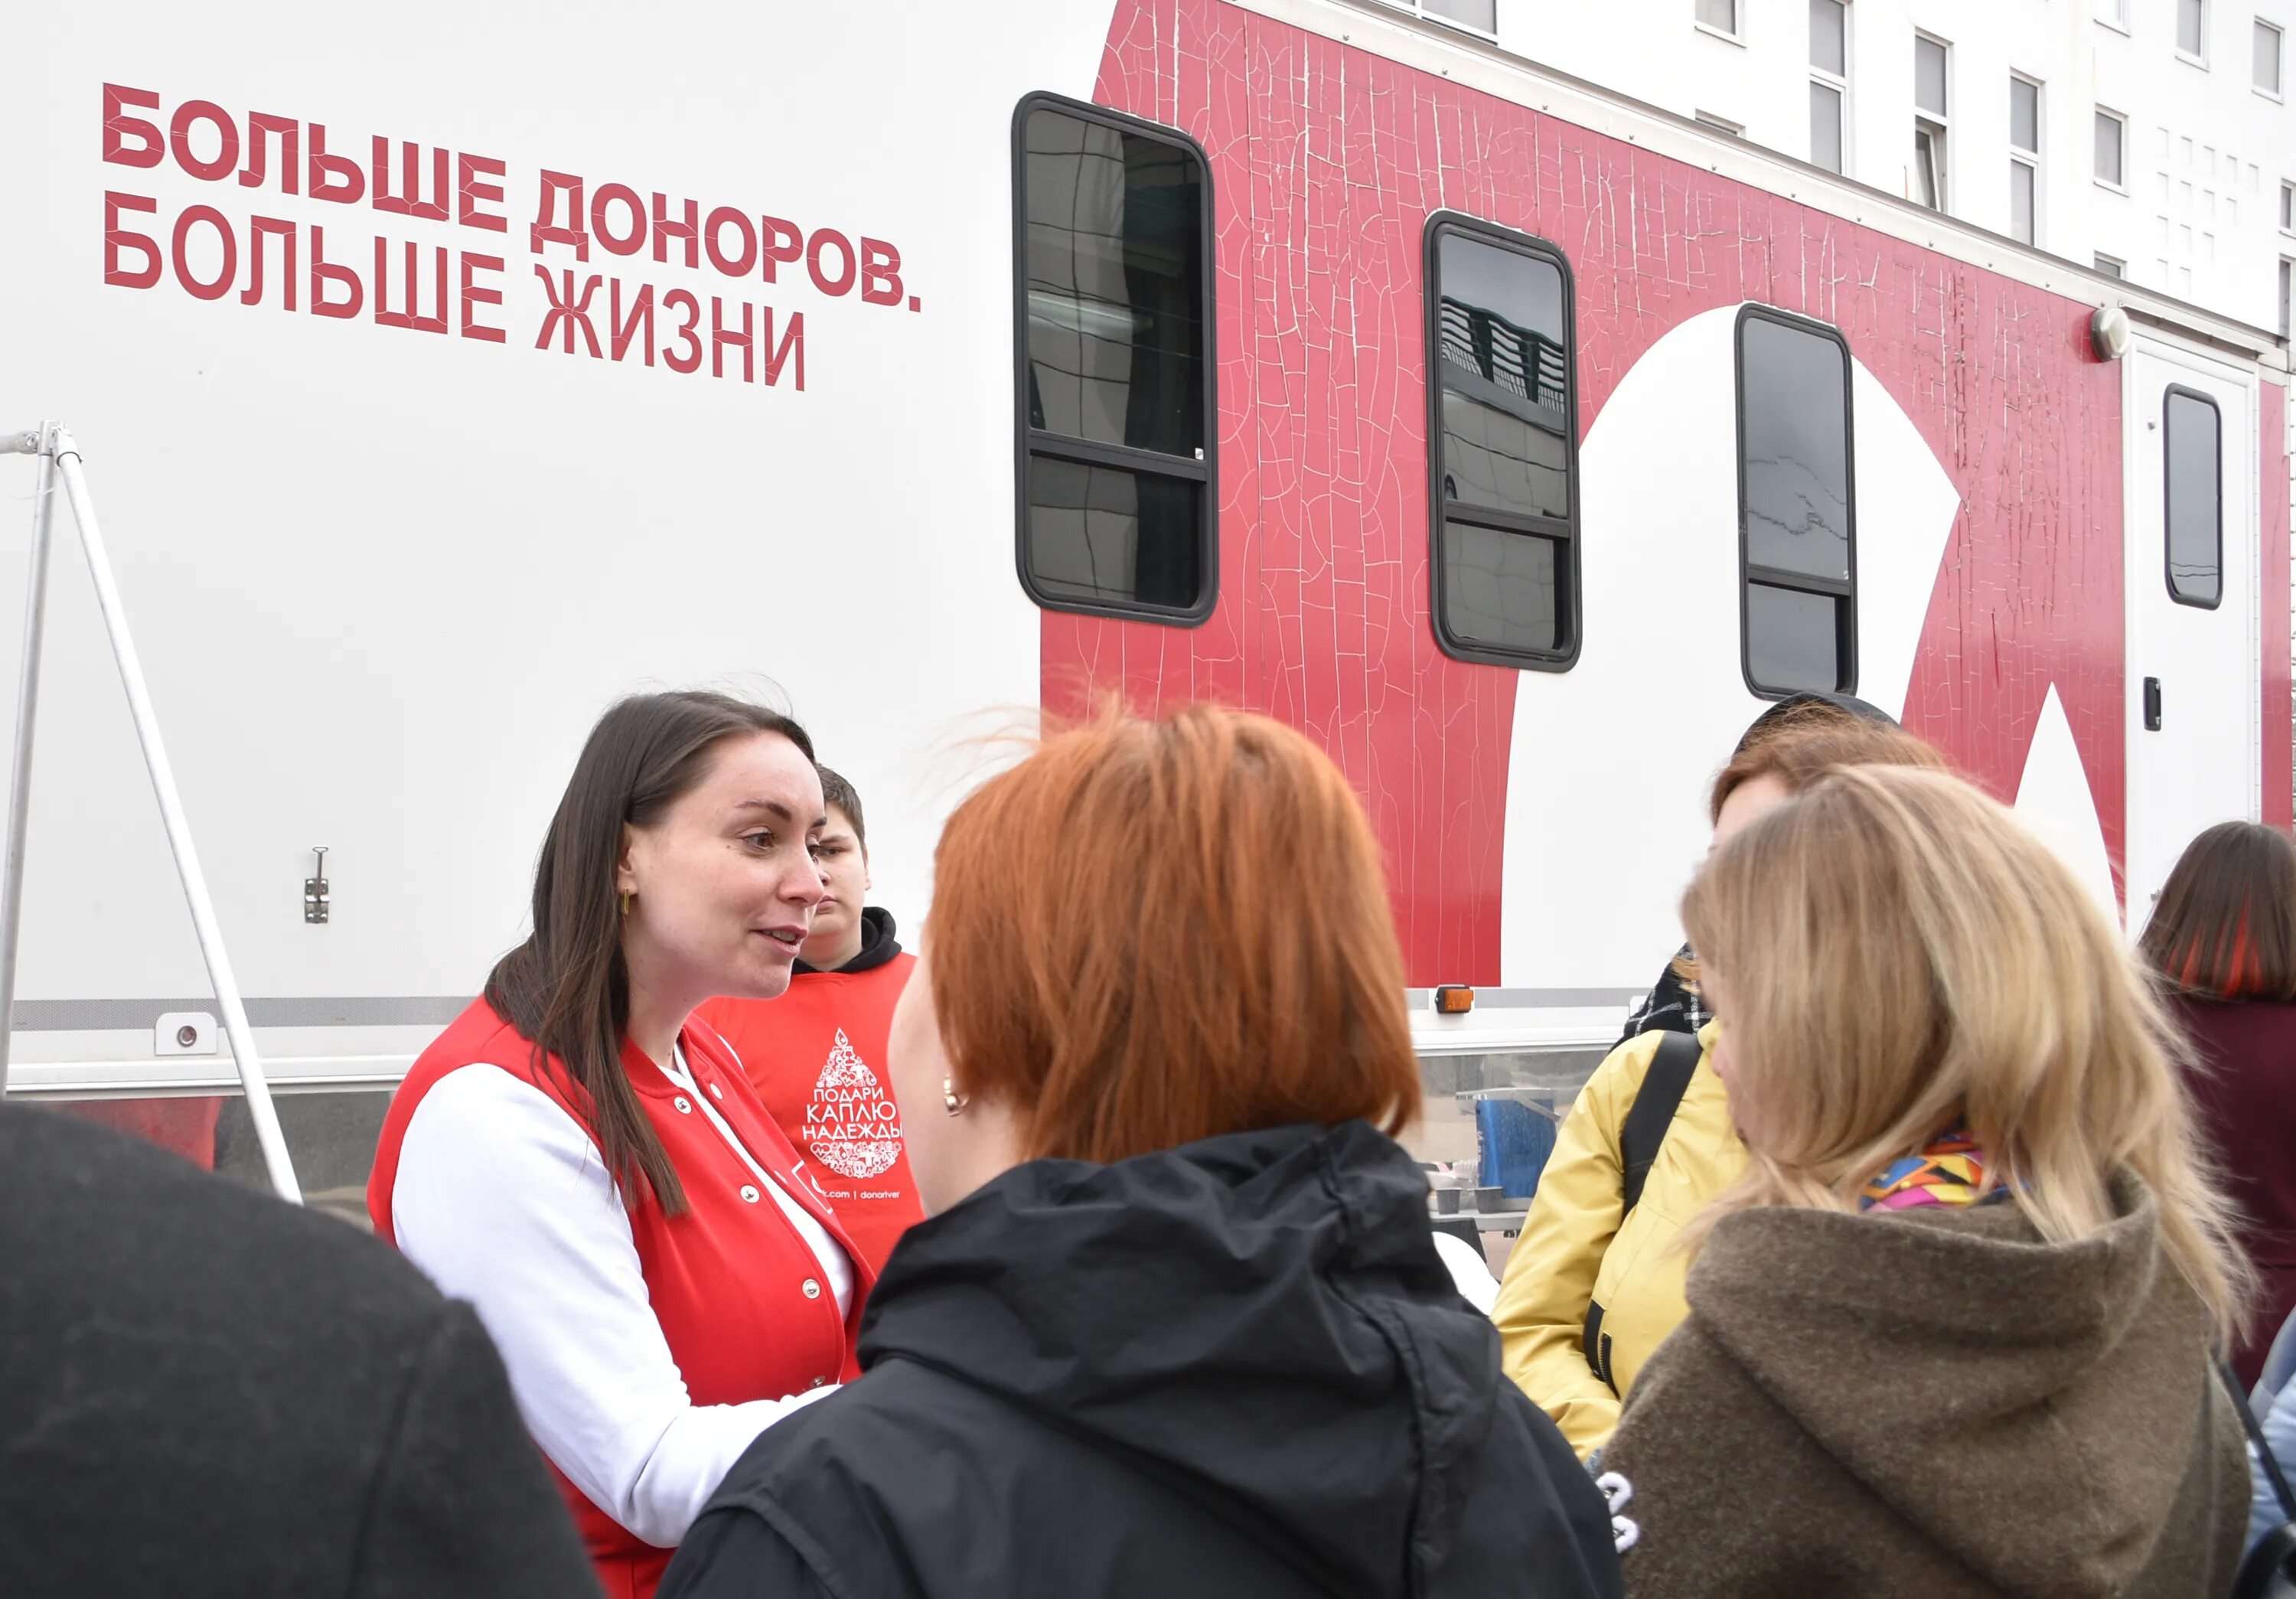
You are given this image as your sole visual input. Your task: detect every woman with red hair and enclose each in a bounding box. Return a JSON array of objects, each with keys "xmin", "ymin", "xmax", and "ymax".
[
  {"xmin": 2142, "ymin": 820, "xmax": 2296, "ymax": 1385},
  {"xmin": 660, "ymin": 703, "xmax": 1624, "ymax": 1599}
]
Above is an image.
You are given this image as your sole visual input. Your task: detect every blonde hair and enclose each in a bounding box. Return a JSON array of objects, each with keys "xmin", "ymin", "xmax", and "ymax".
[{"xmin": 1680, "ymin": 764, "xmax": 2250, "ymax": 1341}]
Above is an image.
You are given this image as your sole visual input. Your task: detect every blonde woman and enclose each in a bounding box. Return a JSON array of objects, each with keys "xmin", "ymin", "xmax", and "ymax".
[
  {"xmin": 1496, "ymin": 723, "xmax": 1942, "ymax": 1457},
  {"xmin": 1603, "ymin": 765, "xmax": 2252, "ymax": 1598}
]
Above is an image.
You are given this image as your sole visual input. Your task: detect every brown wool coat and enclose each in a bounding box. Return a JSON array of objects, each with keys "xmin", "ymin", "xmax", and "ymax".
[{"xmin": 1602, "ymin": 1170, "xmax": 2247, "ymax": 1598}]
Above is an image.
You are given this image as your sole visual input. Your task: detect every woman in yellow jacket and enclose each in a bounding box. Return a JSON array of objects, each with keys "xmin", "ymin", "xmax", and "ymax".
[{"xmin": 1493, "ymin": 720, "xmax": 1944, "ymax": 1455}]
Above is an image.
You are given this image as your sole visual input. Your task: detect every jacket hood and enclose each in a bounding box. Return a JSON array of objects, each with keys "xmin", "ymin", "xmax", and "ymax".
[
  {"xmin": 856, "ymin": 1121, "xmax": 1502, "ymax": 1597},
  {"xmin": 794, "ymin": 906, "xmax": 902, "ymax": 976},
  {"xmin": 1685, "ymin": 1170, "xmax": 2216, "ymax": 1594}
]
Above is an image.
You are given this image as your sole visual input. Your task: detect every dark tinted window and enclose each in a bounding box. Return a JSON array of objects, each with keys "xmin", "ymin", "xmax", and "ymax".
[
  {"xmin": 2164, "ymin": 387, "xmax": 2222, "ymax": 608},
  {"xmin": 1737, "ymin": 308, "xmax": 1856, "ymax": 694},
  {"xmin": 1026, "ymin": 458, "xmax": 1201, "ymax": 611},
  {"xmin": 1746, "ymin": 584, "xmax": 1841, "ymax": 693},
  {"xmin": 1427, "ymin": 218, "xmax": 1579, "ymax": 669},
  {"xmin": 1015, "ymin": 97, "xmax": 1214, "ymax": 622}
]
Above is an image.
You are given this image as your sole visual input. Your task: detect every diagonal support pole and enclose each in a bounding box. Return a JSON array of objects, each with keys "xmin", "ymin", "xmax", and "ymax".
[
  {"xmin": 0, "ymin": 424, "xmax": 58, "ymax": 1091},
  {"xmin": 42, "ymin": 427, "xmax": 301, "ymax": 1203}
]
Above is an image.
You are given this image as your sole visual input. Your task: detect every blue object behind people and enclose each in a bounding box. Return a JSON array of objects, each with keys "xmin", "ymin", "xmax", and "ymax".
[
  {"xmin": 1477, "ymin": 1095, "xmax": 1558, "ymax": 1199},
  {"xmin": 2252, "ymin": 1308, "xmax": 2296, "ymax": 1552}
]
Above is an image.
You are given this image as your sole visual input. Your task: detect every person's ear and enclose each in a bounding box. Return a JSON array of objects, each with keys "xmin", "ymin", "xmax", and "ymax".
[{"xmin": 616, "ymin": 823, "xmax": 641, "ymax": 899}]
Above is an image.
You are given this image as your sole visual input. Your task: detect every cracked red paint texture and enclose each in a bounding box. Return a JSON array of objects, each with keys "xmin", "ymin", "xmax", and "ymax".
[
  {"xmin": 1048, "ymin": 0, "xmax": 2130, "ymax": 981},
  {"xmin": 2265, "ymin": 381, "xmax": 2291, "ymax": 829}
]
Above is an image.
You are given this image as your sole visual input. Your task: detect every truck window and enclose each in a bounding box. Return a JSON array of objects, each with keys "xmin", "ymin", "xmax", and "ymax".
[
  {"xmin": 2163, "ymin": 385, "xmax": 2223, "ymax": 608},
  {"xmin": 1014, "ymin": 95, "xmax": 1215, "ymax": 623},
  {"xmin": 1426, "ymin": 216, "xmax": 1582, "ymax": 670},
  {"xmin": 1737, "ymin": 305, "xmax": 1857, "ymax": 695}
]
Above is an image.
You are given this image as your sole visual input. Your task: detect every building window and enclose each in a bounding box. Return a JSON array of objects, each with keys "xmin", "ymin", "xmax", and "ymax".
[
  {"xmin": 1914, "ymin": 34, "xmax": 1950, "ymax": 210},
  {"xmin": 2095, "ymin": 108, "xmax": 2127, "ymax": 188},
  {"xmin": 2178, "ymin": 0, "xmax": 2208, "ymax": 62},
  {"xmin": 2260, "ymin": 20, "xmax": 2286, "ymax": 96},
  {"xmin": 2281, "ymin": 257, "xmax": 2293, "ymax": 338},
  {"xmin": 2095, "ymin": 253, "xmax": 2127, "ymax": 277},
  {"xmin": 2283, "ymin": 180, "xmax": 2295, "ymax": 230},
  {"xmin": 2009, "ymin": 76, "xmax": 2041, "ymax": 244},
  {"xmin": 1426, "ymin": 214, "xmax": 1581, "ymax": 670},
  {"xmin": 1379, "ymin": 0, "xmax": 1499, "ymax": 34},
  {"xmin": 1698, "ymin": 0, "xmax": 1740, "ymax": 38},
  {"xmin": 1810, "ymin": 0, "xmax": 1849, "ymax": 174},
  {"xmin": 1737, "ymin": 307, "xmax": 1857, "ymax": 695},
  {"xmin": 1014, "ymin": 95, "xmax": 1216, "ymax": 623},
  {"xmin": 2164, "ymin": 386, "xmax": 2222, "ymax": 609},
  {"xmin": 2096, "ymin": 0, "xmax": 2128, "ymax": 29},
  {"xmin": 1696, "ymin": 110, "xmax": 1747, "ymax": 135}
]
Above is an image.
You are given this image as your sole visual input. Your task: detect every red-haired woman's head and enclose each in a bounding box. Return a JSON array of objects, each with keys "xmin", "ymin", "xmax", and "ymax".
[
  {"xmin": 2140, "ymin": 821, "xmax": 2296, "ymax": 1001},
  {"xmin": 887, "ymin": 703, "xmax": 1423, "ymax": 1213}
]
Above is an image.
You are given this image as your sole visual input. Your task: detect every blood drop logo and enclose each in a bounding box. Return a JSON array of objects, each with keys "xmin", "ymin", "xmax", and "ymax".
[{"xmin": 804, "ymin": 1029, "xmax": 902, "ymax": 1180}]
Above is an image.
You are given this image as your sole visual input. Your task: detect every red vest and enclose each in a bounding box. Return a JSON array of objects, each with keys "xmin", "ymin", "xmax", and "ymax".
[
  {"xmin": 367, "ymin": 1000, "xmax": 872, "ymax": 1599},
  {"xmin": 697, "ymin": 951, "xmax": 924, "ymax": 1274}
]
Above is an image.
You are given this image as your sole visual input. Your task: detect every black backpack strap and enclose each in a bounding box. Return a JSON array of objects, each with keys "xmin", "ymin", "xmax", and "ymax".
[
  {"xmin": 2225, "ymin": 1358, "xmax": 2296, "ymax": 1522},
  {"xmin": 1619, "ymin": 1030, "xmax": 1701, "ymax": 1217}
]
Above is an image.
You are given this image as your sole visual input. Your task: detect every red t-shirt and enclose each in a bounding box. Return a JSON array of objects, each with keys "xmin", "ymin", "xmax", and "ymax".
[{"xmin": 698, "ymin": 947, "xmax": 924, "ymax": 1275}]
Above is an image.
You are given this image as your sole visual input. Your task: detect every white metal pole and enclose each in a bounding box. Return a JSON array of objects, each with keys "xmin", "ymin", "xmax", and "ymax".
[
  {"xmin": 0, "ymin": 426, "xmax": 59, "ymax": 1091},
  {"xmin": 48, "ymin": 428, "xmax": 302, "ymax": 1203}
]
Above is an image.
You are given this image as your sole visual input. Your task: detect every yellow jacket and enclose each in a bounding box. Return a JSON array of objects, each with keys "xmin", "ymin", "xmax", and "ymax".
[{"xmin": 1492, "ymin": 1022, "xmax": 1743, "ymax": 1457}]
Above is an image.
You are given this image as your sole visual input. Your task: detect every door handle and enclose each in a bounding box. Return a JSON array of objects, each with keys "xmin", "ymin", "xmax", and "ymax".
[{"xmin": 2143, "ymin": 677, "xmax": 2163, "ymax": 732}]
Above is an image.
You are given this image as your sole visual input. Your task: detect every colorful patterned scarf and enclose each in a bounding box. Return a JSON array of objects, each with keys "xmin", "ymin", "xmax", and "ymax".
[{"xmin": 1859, "ymin": 1123, "xmax": 2009, "ymax": 1212}]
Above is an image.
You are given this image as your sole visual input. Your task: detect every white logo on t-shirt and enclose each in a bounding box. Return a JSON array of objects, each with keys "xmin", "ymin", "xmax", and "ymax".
[{"xmin": 804, "ymin": 1029, "xmax": 903, "ymax": 1181}]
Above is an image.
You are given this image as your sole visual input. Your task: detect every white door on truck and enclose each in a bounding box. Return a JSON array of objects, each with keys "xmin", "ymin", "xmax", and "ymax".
[{"xmin": 2123, "ymin": 340, "xmax": 2258, "ymax": 928}]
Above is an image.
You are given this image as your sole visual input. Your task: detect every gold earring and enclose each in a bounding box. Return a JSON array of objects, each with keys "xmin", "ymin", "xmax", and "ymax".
[
  {"xmin": 943, "ymin": 1077, "xmax": 967, "ymax": 1116},
  {"xmin": 620, "ymin": 890, "xmax": 631, "ymax": 919}
]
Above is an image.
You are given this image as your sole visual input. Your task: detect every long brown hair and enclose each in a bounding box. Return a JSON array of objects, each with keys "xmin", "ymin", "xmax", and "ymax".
[
  {"xmin": 1670, "ymin": 723, "xmax": 1945, "ymax": 990},
  {"xmin": 927, "ymin": 703, "xmax": 1421, "ymax": 1163},
  {"xmin": 1681, "ymin": 765, "xmax": 2251, "ymax": 1340},
  {"xmin": 1708, "ymin": 722, "xmax": 1944, "ymax": 824},
  {"xmin": 2140, "ymin": 821, "xmax": 2296, "ymax": 1001},
  {"xmin": 488, "ymin": 691, "xmax": 816, "ymax": 1213}
]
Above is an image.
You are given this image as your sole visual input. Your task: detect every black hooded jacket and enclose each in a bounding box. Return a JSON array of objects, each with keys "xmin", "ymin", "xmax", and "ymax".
[{"xmin": 659, "ymin": 1121, "xmax": 1623, "ymax": 1599}]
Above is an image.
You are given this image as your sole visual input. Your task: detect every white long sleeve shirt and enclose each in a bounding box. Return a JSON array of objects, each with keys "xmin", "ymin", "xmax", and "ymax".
[{"xmin": 390, "ymin": 1052, "xmax": 847, "ymax": 1548}]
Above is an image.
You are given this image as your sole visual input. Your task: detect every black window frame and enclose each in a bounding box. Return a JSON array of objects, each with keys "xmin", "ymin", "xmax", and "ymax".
[
  {"xmin": 1423, "ymin": 211, "xmax": 1583, "ymax": 671},
  {"xmin": 1734, "ymin": 303, "xmax": 1859, "ymax": 698},
  {"xmin": 2162, "ymin": 382, "xmax": 2224, "ymax": 611},
  {"xmin": 1009, "ymin": 92, "xmax": 1219, "ymax": 628}
]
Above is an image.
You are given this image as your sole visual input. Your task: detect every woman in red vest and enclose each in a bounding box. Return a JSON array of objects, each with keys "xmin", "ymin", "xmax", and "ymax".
[{"xmin": 367, "ymin": 691, "xmax": 872, "ymax": 1599}]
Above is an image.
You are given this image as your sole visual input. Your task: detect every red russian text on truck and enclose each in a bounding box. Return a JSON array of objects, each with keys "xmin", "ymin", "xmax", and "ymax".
[
  {"xmin": 373, "ymin": 140, "xmax": 451, "ymax": 223},
  {"xmin": 169, "ymin": 205, "xmax": 236, "ymax": 300},
  {"xmin": 458, "ymin": 154, "xmax": 507, "ymax": 233},
  {"xmin": 759, "ymin": 216, "xmax": 803, "ymax": 283},
  {"xmin": 103, "ymin": 191, "xmax": 162, "ymax": 288},
  {"xmin": 243, "ymin": 217, "xmax": 298, "ymax": 309},
  {"xmin": 308, "ymin": 125, "xmax": 366, "ymax": 204},
  {"xmin": 168, "ymin": 101, "xmax": 240, "ymax": 182},
  {"xmin": 310, "ymin": 225, "xmax": 364, "ymax": 318},
  {"xmin": 531, "ymin": 172, "xmax": 589, "ymax": 260},
  {"xmin": 859, "ymin": 239, "xmax": 903, "ymax": 307},
  {"xmin": 662, "ymin": 288, "xmax": 703, "ymax": 374},
  {"xmin": 592, "ymin": 184, "xmax": 647, "ymax": 256},
  {"xmin": 101, "ymin": 85, "xmax": 164, "ymax": 169},
  {"xmin": 535, "ymin": 266, "xmax": 603, "ymax": 355},
  {"xmin": 805, "ymin": 230, "xmax": 856, "ymax": 297},
  {"xmin": 651, "ymin": 193, "xmax": 700, "ymax": 269},
  {"xmin": 241, "ymin": 114, "xmax": 301, "ymax": 194},
  {"xmin": 461, "ymin": 253, "xmax": 506, "ymax": 342},
  {"xmin": 374, "ymin": 239, "xmax": 449, "ymax": 334}
]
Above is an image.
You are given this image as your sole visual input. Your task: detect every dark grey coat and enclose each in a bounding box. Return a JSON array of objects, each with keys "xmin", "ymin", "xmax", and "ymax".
[{"xmin": 0, "ymin": 1102, "xmax": 600, "ymax": 1598}]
